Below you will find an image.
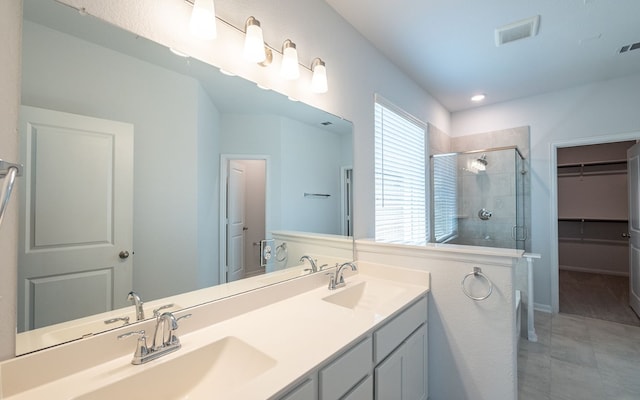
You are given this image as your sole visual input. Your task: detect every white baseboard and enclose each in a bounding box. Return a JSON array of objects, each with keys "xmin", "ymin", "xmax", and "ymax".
[{"xmin": 534, "ymin": 303, "xmax": 552, "ymax": 313}]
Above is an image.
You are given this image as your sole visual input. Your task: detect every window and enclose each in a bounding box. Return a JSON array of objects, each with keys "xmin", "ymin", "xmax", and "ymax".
[
  {"xmin": 374, "ymin": 96, "xmax": 428, "ymax": 244},
  {"xmin": 432, "ymin": 153, "xmax": 458, "ymax": 242}
]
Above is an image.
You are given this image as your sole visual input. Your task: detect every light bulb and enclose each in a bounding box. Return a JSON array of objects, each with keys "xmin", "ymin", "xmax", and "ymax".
[
  {"xmin": 189, "ymin": 0, "xmax": 217, "ymax": 40},
  {"xmin": 280, "ymin": 40, "xmax": 300, "ymax": 80},
  {"xmin": 244, "ymin": 17, "xmax": 266, "ymax": 63},
  {"xmin": 311, "ymin": 58, "xmax": 328, "ymax": 93}
]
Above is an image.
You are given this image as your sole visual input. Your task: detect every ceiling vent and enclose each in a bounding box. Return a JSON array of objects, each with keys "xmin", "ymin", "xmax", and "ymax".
[
  {"xmin": 495, "ymin": 15, "xmax": 540, "ymax": 47},
  {"xmin": 619, "ymin": 41, "xmax": 640, "ymax": 54}
]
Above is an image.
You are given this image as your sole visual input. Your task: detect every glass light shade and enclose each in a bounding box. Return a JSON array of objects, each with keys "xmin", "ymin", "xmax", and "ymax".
[
  {"xmin": 311, "ymin": 61, "xmax": 328, "ymax": 93},
  {"xmin": 280, "ymin": 41, "xmax": 300, "ymax": 80},
  {"xmin": 189, "ymin": 0, "xmax": 217, "ymax": 40},
  {"xmin": 244, "ymin": 19, "xmax": 266, "ymax": 63}
]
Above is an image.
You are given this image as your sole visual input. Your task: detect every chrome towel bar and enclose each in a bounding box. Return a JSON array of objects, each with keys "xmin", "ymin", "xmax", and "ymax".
[{"xmin": 0, "ymin": 160, "xmax": 23, "ymax": 228}]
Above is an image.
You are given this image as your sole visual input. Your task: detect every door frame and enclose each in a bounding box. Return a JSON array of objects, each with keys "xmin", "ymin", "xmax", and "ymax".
[
  {"xmin": 340, "ymin": 166, "xmax": 353, "ymax": 236},
  {"xmin": 219, "ymin": 154, "xmax": 270, "ymax": 285},
  {"xmin": 550, "ymin": 131, "xmax": 640, "ymax": 313}
]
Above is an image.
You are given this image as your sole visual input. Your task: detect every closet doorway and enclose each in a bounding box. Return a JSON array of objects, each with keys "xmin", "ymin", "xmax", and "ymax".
[{"xmin": 556, "ymin": 140, "xmax": 640, "ymax": 326}]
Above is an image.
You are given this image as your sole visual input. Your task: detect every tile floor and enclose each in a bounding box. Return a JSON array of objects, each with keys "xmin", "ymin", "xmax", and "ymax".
[
  {"xmin": 518, "ymin": 311, "xmax": 640, "ymax": 399},
  {"xmin": 559, "ymin": 270, "xmax": 640, "ymax": 327}
]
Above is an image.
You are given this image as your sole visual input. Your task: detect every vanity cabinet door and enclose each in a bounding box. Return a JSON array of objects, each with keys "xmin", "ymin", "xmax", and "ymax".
[
  {"xmin": 343, "ymin": 375, "xmax": 373, "ymax": 400},
  {"xmin": 374, "ymin": 346, "xmax": 403, "ymax": 399},
  {"xmin": 374, "ymin": 324, "xmax": 427, "ymax": 400},
  {"xmin": 279, "ymin": 377, "xmax": 317, "ymax": 400},
  {"xmin": 403, "ymin": 324, "xmax": 428, "ymax": 400}
]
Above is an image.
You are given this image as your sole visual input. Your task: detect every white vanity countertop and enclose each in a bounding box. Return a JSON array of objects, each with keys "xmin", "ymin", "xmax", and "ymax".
[{"xmin": 1, "ymin": 262, "xmax": 430, "ymax": 399}]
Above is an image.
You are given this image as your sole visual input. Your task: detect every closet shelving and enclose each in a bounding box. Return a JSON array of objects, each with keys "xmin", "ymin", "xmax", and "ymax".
[
  {"xmin": 557, "ymin": 159, "xmax": 629, "ymax": 245},
  {"xmin": 557, "ymin": 159, "xmax": 627, "ymax": 178}
]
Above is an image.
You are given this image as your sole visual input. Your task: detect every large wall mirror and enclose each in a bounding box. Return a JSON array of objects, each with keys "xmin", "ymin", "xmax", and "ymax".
[{"xmin": 17, "ymin": 0, "xmax": 353, "ymax": 355}]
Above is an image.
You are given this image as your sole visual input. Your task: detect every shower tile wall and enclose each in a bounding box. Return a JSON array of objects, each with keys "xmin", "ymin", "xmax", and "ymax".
[
  {"xmin": 428, "ymin": 123, "xmax": 451, "ymax": 155},
  {"xmin": 456, "ymin": 150, "xmax": 519, "ymax": 248},
  {"xmin": 451, "ymin": 126, "xmax": 531, "ymax": 252}
]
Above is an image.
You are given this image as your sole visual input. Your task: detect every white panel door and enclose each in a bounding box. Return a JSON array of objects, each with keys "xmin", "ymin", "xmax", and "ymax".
[
  {"xmin": 628, "ymin": 143, "xmax": 640, "ymax": 317},
  {"xmin": 227, "ymin": 160, "xmax": 246, "ymax": 282},
  {"xmin": 18, "ymin": 106, "xmax": 133, "ymax": 331}
]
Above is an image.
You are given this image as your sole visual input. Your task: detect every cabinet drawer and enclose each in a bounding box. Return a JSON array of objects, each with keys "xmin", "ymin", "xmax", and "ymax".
[
  {"xmin": 374, "ymin": 296, "xmax": 427, "ymax": 364},
  {"xmin": 319, "ymin": 337, "xmax": 372, "ymax": 400}
]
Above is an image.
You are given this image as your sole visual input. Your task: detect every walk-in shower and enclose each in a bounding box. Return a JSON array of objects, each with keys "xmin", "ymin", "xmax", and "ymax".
[{"xmin": 431, "ymin": 146, "xmax": 527, "ymax": 250}]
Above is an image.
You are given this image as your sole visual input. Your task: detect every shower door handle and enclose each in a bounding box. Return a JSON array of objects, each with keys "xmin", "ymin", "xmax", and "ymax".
[{"xmin": 512, "ymin": 226, "xmax": 528, "ymax": 241}]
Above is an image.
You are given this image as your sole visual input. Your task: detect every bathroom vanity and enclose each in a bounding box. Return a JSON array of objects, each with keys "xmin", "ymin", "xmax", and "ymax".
[
  {"xmin": 0, "ymin": 262, "xmax": 430, "ymax": 399},
  {"xmin": 280, "ymin": 295, "xmax": 428, "ymax": 400}
]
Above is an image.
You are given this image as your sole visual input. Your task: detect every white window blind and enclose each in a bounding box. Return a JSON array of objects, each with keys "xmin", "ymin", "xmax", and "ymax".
[
  {"xmin": 432, "ymin": 154, "xmax": 458, "ymax": 242},
  {"xmin": 374, "ymin": 98, "xmax": 427, "ymax": 245}
]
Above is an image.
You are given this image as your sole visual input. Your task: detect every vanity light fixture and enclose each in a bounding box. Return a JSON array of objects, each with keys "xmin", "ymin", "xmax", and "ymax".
[
  {"xmin": 310, "ymin": 58, "xmax": 328, "ymax": 94},
  {"xmin": 259, "ymin": 47, "xmax": 273, "ymax": 67},
  {"xmin": 471, "ymin": 93, "xmax": 486, "ymax": 102},
  {"xmin": 280, "ymin": 39, "xmax": 300, "ymax": 80},
  {"xmin": 189, "ymin": 0, "xmax": 217, "ymax": 40},
  {"xmin": 244, "ymin": 16, "xmax": 266, "ymax": 63}
]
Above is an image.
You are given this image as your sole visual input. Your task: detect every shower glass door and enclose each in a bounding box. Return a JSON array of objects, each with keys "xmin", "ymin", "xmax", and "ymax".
[{"xmin": 431, "ymin": 147, "xmax": 526, "ymax": 250}]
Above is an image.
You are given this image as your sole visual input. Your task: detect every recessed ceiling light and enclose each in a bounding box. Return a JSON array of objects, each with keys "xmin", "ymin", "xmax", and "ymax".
[{"xmin": 471, "ymin": 94, "xmax": 486, "ymax": 102}]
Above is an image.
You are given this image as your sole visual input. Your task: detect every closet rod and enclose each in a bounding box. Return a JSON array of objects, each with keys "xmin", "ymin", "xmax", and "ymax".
[
  {"xmin": 558, "ymin": 218, "xmax": 628, "ymax": 223},
  {"xmin": 557, "ymin": 159, "xmax": 627, "ymax": 168}
]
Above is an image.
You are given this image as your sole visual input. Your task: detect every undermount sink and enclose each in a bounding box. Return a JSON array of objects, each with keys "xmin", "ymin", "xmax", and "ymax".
[
  {"xmin": 74, "ymin": 336, "xmax": 276, "ymax": 399},
  {"xmin": 322, "ymin": 280, "xmax": 408, "ymax": 310}
]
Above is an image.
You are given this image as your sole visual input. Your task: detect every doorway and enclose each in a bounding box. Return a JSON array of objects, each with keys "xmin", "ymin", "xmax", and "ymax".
[
  {"xmin": 219, "ymin": 155, "xmax": 268, "ymax": 284},
  {"xmin": 556, "ymin": 140, "xmax": 639, "ymax": 326}
]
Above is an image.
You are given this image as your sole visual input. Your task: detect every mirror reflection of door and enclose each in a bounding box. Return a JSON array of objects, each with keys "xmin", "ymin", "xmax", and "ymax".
[
  {"xmin": 341, "ymin": 167, "xmax": 353, "ymax": 236},
  {"xmin": 225, "ymin": 159, "xmax": 266, "ymax": 283},
  {"xmin": 17, "ymin": 106, "xmax": 134, "ymax": 332},
  {"xmin": 628, "ymin": 143, "xmax": 640, "ymax": 317}
]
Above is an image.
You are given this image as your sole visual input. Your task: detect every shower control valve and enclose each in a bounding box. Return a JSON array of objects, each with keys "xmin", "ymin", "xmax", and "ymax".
[{"xmin": 478, "ymin": 208, "xmax": 493, "ymax": 220}]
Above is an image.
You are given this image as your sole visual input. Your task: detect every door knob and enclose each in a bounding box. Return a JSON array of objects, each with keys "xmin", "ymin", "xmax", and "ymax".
[
  {"xmin": 119, "ymin": 250, "xmax": 130, "ymax": 259},
  {"xmin": 622, "ymin": 233, "xmax": 631, "ymax": 239}
]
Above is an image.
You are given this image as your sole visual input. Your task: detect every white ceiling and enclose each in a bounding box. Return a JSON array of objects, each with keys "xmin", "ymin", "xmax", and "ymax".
[{"xmin": 325, "ymin": 0, "xmax": 640, "ymax": 112}]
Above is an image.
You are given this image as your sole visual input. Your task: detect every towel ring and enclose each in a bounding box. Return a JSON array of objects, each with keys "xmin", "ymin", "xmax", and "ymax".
[
  {"xmin": 275, "ymin": 242, "xmax": 288, "ymax": 262},
  {"xmin": 461, "ymin": 267, "xmax": 493, "ymax": 301}
]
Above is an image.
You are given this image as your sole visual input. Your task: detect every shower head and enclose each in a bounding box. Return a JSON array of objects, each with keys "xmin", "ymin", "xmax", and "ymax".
[{"xmin": 471, "ymin": 154, "xmax": 487, "ymax": 171}]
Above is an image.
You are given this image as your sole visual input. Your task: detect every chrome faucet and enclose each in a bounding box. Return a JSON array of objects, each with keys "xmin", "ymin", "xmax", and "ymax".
[
  {"xmin": 300, "ymin": 255, "xmax": 318, "ymax": 272},
  {"xmin": 118, "ymin": 312, "xmax": 191, "ymax": 365},
  {"xmin": 127, "ymin": 291, "xmax": 145, "ymax": 321},
  {"xmin": 328, "ymin": 262, "xmax": 358, "ymax": 290},
  {"xmin": 152, "ymin": 312, "xmax": 188, "ymax": 350}
]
